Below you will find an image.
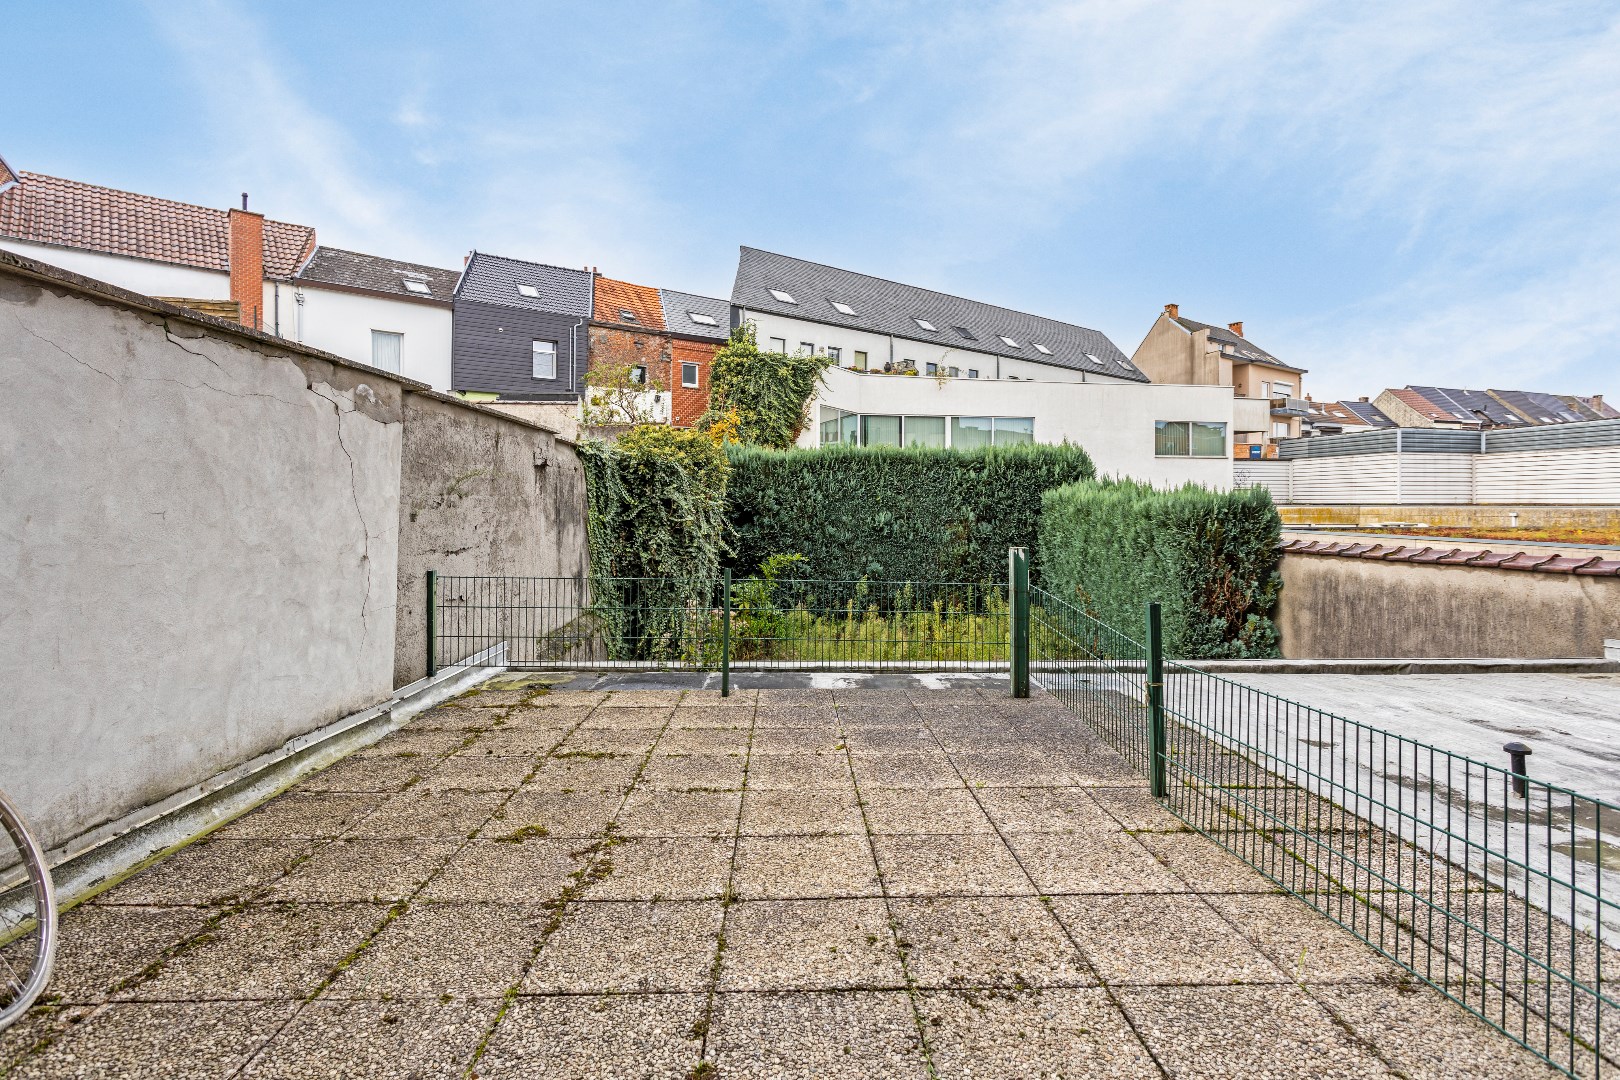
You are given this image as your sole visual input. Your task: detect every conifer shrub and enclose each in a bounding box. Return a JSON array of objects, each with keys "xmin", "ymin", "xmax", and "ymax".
[{"xmin": 1036, "ymin": 479, "xmax": 1282, "ymax": 658}]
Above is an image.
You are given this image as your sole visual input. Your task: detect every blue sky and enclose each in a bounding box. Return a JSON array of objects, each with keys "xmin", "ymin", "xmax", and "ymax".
[{"xmin": 8, "ymin": 1, "xmax": 1620, "ymax": 399}]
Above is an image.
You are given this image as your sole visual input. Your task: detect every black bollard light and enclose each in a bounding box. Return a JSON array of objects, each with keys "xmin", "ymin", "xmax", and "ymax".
[{"xmin": 1502, "ymin": 741, "xmax": 1532, "ymax": 798}]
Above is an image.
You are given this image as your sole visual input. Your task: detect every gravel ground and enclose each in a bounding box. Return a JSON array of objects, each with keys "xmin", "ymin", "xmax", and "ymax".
[{"xmin": 0, "ymin": 673, "xmax": 1562, "ymax": 1078}]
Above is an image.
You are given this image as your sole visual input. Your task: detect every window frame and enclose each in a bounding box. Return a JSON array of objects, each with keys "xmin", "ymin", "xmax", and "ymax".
[
  {"xmin": 826, "ymin": 346, "xmax": 842, "ymax": 363},
  {"xmin": 531, "ymin": 338, "xmax": 558, "ymax": 380},
  {"xmin": 853, "ymin": 350, "xmax": 868, "ymax": 370},
  {"xmin": 370, "ymin": 329, "xmax": 403, "ymax": 373},
  {"xmin": 768, "ymin": 336, "xmax": 788, "ymax": 353},
  {"xmin": 680, "ymin": 362, "xmax": 699, "ymax": 388},
  {"xmin": 1155, "ymin": 420, "xmax": 1227, "ymax": 458}
]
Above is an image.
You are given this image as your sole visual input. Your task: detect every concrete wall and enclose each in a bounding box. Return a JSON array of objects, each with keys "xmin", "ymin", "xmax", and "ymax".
[
  {"xmin": 394, "ymin": 392, "xmax": 589, "ymax": 685},
  {"xmin": 0, "ymin": 251, "xmax": 588, "ymax": 854},
  {"xmin": 800, "ymin": 365, "xmax": 1236, "ymax": 488},
  {"xmin": 1277, "ymin": 555, "xmax": 1620, "ymax": 659}
]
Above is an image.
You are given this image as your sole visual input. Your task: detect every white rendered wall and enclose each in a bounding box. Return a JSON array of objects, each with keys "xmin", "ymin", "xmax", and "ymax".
[
  {"xmin": 0, "ymin": 238, "xmax": 229, "ymax": 299},
  {"xmin": 741, "ymin": 309, "xmax": 1135, "ymax": 385},
  {"xmin": 802, "ymin": 366, "xmax": 1235, "ymax": 488},
  {"xmin": 280, "ymin": 282, "xmax": 453, "ymax": 391}
]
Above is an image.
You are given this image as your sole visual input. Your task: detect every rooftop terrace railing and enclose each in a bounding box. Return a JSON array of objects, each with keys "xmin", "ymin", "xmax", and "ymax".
[{"xmin": 1029, "ymin": 584, "xmax": 1618, "ymax": 1079}]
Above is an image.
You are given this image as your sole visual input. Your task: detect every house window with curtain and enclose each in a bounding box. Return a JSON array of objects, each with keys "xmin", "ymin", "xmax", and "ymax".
[
  {"xmin": 903, "ymin": 416, "xmax": 946, "ymax": 448},
  {"xmin": 951, "ymin": 416, "xmax": 993, "ymax": 450},
  {"xmin": 992, "ymin": 417, "xmax": 1034, "ymax": 445},
  {"xmin": 860, "ymin": 415, "xmax": 902, "ymax": 447},
  {"xmin": 1156, "ymin": 421, "xmax": 1226, "ymax": 457},
  {"xmin": 370, "ymin": 330, "xmax": 402, "ymax": 372}
]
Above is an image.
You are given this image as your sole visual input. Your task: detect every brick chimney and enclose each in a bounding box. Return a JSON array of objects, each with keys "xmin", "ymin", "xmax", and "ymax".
[
  {"xmin": 1164, "ymin": 303, "xmax": 1178, "ymax": 318},
  {"xmin": 228, "ymin": 199, "xmax": 265, "ymax": 330},
  {"xmin": 1227, "ymin": 321, "xmax": 1243, "ymax": 337}
]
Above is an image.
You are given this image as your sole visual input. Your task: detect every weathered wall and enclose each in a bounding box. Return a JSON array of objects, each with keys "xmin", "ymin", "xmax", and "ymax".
[
  {"xmin": 1277, "ymin": 555, "xmax": 1620, "ymax": 659},
  {"xmin": 0, "ymin": 256, "xmax": 401, "ymax": 850},
  {"xmin": 394, "ymin": 392, "xmax": 589, "ymax": 684}
]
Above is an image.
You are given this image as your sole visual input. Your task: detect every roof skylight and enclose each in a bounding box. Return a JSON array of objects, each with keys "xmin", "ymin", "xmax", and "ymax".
[
  {"xmin": 914, "ymin": 318, "xmax": 938, "ymax": 332},
  {"xmin": 688, "ymin": 311, "xmax": 718, "ymax": 325},
  {"xmin": 831, "ymin": 301, "xmax": 856, "ymax": 315},
  {"xmin": 999, "ymin": 335, "xmax": 1019, "ymax": 348},
  {"xmin": 952, "ymin": 326, "xmax": 977, "ymax": 340},
  {"xmin": 1033, "ymin": 343, "xmax": 1052, "ymax": 355},
  {"xmin": 769, "ymin": 289, "xmax": 797, "ymax": 304},
  {"xmin": 516, "ymin": 284, "xmax": 541, "ymax": 298},
  {"xmin": 619, "ymin": 308, "xmax": 638, "ymax": 323},
  {"xmin": 402, "ymin": 279, "xmax": 431, "ymax": 295}
]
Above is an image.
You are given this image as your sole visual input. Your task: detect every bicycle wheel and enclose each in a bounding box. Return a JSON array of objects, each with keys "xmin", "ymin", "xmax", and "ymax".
[{"xmin": 0, "ymin": 788, "xmax": 56, "ymax": 1032}]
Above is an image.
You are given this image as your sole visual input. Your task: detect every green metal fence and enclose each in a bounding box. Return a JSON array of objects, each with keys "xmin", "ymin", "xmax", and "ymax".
[
  {"xmin": 428, "ymin": 572, "xmax": 1011, "ymax": 676},
  {"xmin": 1029, "ymin": 585, "xmax": 1618, "ymax": 1079}
]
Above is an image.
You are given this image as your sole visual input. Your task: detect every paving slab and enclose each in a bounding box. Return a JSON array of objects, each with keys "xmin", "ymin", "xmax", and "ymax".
[
  {"xmin": 474, "ymin": 993, "xmax": 705, "ymax": 1079},
  {"xmin": 8, "ymin": 676, "xmax": 1562, "ymax": 1078}
]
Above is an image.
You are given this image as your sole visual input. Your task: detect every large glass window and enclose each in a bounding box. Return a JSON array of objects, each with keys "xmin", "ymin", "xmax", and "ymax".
[
  {"xmin": 1156, "ymin": 421, "xmax": 1227, "ymax": 457},
  {"xmin": 840, "ymin": 412, "xmax": 859, "ymax": 445},
  {"xmin": 903, "ymin": 416, "xmax": 946, "ymax": 448},
  {"xmin": 952, "ymin": 416, "xmax": 993, "ymax": 450},
  {"xmin": 819, "ymin": 406, "xmax": 845, "ymax": 446},
  {"xmin": 532, "ymin": 339, "xmax": 558, "ymax": 380},
  {"xmin": 861, "ymin": 414, "xmax": 902, "ymax": 447},
  {"xmin": 992, "ymin": 417, "xmax": 1034, "ymax": 445}
]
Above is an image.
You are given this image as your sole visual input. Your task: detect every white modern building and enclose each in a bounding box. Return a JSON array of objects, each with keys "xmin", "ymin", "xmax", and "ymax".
[
  {"xmin": 731, "ymin": 247, "xmax": 1237, "ymax": 487},
  {"xmin": 0, "ymin": 152, "xmax": 458, "ymax": 389}
]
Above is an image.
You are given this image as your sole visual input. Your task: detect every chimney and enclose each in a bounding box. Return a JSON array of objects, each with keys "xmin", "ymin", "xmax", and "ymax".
[
  {"xmin": 1227, "ymin": 321, "xmax": 1243, "ymax": 337},
  {"xmin": 1164, "ymin": 303, "xmax": 1179, "ymax": 318},
  {"xmin": 228, "ymin": 200, "xmax": 265, "ymax": 330},
  {"xmin": 1359, "ymin": 396, "xmax": 1369, "ymax": 402},
  {"xmin": 1593, "ymin": 394, "xmax": 1605, "ymax": 410}
]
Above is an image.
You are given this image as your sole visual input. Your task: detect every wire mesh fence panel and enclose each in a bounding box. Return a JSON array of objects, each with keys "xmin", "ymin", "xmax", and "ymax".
[
  {"xmin": 1028, "ymin": 585, "xmax": 1616, "ymax": 1078},
  {"xmin": 1028, "ymin": 586, "xmax": 1150, "ymax": 774},
  {"xmin": 433, "ymin": 576, "xmax": 721, "ymax": 669},
  {"xmin": 727, "ymin": 578, "xmax": 1009, "ymax": 671}
]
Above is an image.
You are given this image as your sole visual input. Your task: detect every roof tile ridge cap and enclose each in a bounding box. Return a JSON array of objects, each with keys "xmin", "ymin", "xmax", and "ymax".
[
  {"xmin": 1499, "ymin": 551, "xmax": 1555, "ymax": 570},
  {"xmin": 1539, "ymin": 555, "xmax": 1600, "ymax": 573}
]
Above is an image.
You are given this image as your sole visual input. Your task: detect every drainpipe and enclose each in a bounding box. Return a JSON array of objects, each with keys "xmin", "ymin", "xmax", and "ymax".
[
  {"xmin": 272, "ymin": 281, "xmax": 280, "ymax": 337},
  {"xmin": 294, "ymin": 289, "xmax": 305, "ymax": 343},
  {"xmin": 570, "ymin": 317, "xmax": 584, "ymax": 395}
]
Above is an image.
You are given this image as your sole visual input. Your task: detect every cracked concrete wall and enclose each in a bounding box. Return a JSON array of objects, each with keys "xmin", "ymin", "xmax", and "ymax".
[
  {"xmin": 394, "ymin": 393, "xmax": 589, "ymax": 685},
  {"xmin": 0, "ymin": 269, "xmax": 402, "ymax": 851}
]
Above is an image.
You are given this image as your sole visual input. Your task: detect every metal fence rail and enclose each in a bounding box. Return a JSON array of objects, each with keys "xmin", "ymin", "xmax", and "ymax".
[
  {"xmin": 1029, "ymin": 586, "xmax": 1617, "ymax": 1078},
  {"xmin": 428, "ymin": 572, "xmax": 1011, "ymax": 675}
]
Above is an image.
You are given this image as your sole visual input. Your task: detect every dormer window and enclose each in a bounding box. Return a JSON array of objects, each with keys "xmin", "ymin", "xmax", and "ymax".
[
  {"xmin": 769, "ymin": 289, "xmax": 796, "ymax": 304},
  {"xmin": 999, "ymin": 336, "xmax": 1019, "ymax": 348},
  {"xmin": 914, "ymin": 318, "xmax": 938, "ymax": 332},
  {"xmin": 831, "ymin": 301, "xmax": 856, "ymax": 315},
  {"xmin": 516, "ymin": 284, "xmax": 541, "ymax": 298}
]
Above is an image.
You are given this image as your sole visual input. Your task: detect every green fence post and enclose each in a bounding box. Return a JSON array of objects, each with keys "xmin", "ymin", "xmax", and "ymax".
[
  {"xmin": 1009, "ymin": 547, "xmax": 1030, "ymax": 698},
  {"xmin": 1146, "ymin": 601, "xmax": 1167, "ymax": 798},
  {"xmin": 426, "ymin": 570, "xmax": 439, "ymax": 678},
  {"xmin": 720, "ymin": 568, "xmax": 732, "ymax": 697}
]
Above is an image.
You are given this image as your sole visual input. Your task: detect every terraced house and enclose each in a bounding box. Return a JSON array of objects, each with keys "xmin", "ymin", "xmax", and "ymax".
[
  {"xmin": 0, "ymin": 150, "xmax": 460, "ymax": 388},
  {"xmin": 450, "ymin": 250, "xmax": 724, "ymax": 429},
  {"xmin": 730, "ymin": 247, "xmax": 1238, "ymax": 486}
]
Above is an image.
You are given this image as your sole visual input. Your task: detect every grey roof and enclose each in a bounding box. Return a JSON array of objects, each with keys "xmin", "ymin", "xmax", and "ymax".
[
  {"xmin": 1170, "ymin": 316, "xmax": 1306, "ymax": 373},
  {"xmin": 297, "ymin": 246, "xmax": 460, "ymax": 304},
  {"xmin": 455, "ymin": 250, "xmax": 592, "ymax": 316},
  {"xmin": 1338, "ymin": 400, "xmax": 1396, "ymax": 427},
  {"xmin": 1409, "ymin": 386, "xmax": 1526, "ymax": 427},
  {"xmin": 1490, "ymin": 388, "xmax": 1604, "ymax": 425},
  {"xmin": 658, "ymin": 287, "xmax": 730, "ymax": 341},
  {"xmin": 1562, "ymin": 394, "xmax": 1620, "ymax": 421},
  {"xmin": 730, "ymin": 246, "xmax": 1146, "ymax": 382}
]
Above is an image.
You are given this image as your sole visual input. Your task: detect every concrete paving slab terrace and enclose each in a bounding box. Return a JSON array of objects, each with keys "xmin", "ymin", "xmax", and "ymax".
[{"xmin": 0, "ymin": 673, "xmax": 1563, "ymax": 1079}]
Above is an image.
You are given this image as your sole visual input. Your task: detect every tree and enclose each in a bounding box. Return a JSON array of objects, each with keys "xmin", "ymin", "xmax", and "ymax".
[
  {"xmin": 582, "ymin": 359, "xmax": 669, "ymax": 428},
  {"xmin": 697, "ymin": 325, "xmax": 833, "ymax": 449}
]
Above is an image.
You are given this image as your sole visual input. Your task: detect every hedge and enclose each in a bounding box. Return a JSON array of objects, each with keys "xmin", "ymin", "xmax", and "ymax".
[
  {"xmin": 723, "ymin": 442, "xmax": 1096, "ymax": 583},
  {"xmin": 1036, "ymin": 479, "xmax": 1282, "ymax": 658}
]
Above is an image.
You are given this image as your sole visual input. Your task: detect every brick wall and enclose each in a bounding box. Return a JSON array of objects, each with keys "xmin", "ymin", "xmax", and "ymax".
[
  {"xmin": 588, "ymin": 325, "xmax": 673, "ymax": 390},
  {"xmin": 671, "ymin": 339, "xmax": 717, "ymax": 427}
]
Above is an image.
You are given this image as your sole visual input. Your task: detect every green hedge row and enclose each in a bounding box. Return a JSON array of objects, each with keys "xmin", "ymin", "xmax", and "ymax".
[
  {"xmin": 1036, "ymin": 479, "xmax": 1282, "ymax": 658},
  {"xmin": 723, "ymin": 442, "xmax": 1096, "ymax": 582}
]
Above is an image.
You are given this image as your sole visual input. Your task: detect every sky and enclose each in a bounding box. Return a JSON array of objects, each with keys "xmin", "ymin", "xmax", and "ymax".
[{"xmin": 7, "ymin": 0, "xmax": 1620, "ymax": 400}]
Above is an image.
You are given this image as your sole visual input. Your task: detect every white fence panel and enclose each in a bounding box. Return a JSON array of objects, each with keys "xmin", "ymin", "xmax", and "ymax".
[{"xmin": 1474, "ymin": 446, "xmax": 1620, "ymax": 504}]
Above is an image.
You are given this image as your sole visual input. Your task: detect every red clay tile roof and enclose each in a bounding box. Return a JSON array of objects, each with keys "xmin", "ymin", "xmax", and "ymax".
[
  {"xmin": 0, "ymin": 171, "xmax": 316, "ymax": 278},
  {"xmin": 592, "ymin": 275, "xmax": 666, "ymax": 330}
]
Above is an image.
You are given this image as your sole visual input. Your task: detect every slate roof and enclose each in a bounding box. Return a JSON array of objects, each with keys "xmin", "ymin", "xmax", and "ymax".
[
  {"xmin": 297, "ymin": 246, "xmax": 459, "ymax": 304},
  {"xmin": 0, "ymin": 169, "xmax": 316, "ymax": 277},
  {"xmin": 1490, "ymin": 389, "xmax": 1603, "ymax": 425},
  {"xmin": 731, "ymin": 246, "xmax": 1145, "ymax": 382},
  {"xmin": 454, "ymin": 251, "xmax": 593, "ymax": 316},
  {"xmin": 593, "ymin": 276, "xmax": 665, "ymax": 329},
  {"xmin": 1337, "ymin": 400, "xmax": 1396, "ymax": 427},
  {"xmin": 1169, "ymin": 315, "xmax": 1306, "ymax": 373},
  {"xmin": 658, "ymin": 287, "xmax": 730, "ymax": 341},
  {"xmin": 1564, "ymin": 395, "xmax": 1620, "ymax": 420}
]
